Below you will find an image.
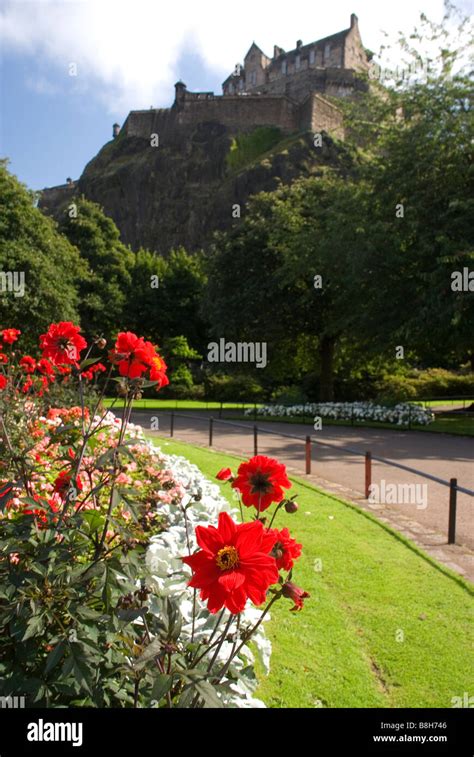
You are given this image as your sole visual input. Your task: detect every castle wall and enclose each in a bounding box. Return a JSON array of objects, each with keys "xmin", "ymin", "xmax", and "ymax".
[
  {"xmin": 177, "ymin": 95, "xmax": 298, "ymax": 132},
  {"xmin": 308, "ymin": 95, "xmax": 345, "ymax": 140},
  {"xmin": 244, "ymin": 66, "xmax": 364, "ymax": 102},
  {"xmin": 124, "ymin": 95, "xmax": 300, "ymax": 140},
  {"xmin": 39, "ymin": 182, "xmax": 76, "ymax": 213},
  {"xmin": 343, "ymin": 24, "xmax": 370, "ymax": 72},
  {"xmin": 122, "ymin": 87, "xmax": 345, "ymax": 146}
]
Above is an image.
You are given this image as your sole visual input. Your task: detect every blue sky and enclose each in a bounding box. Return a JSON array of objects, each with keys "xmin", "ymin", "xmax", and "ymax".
[
  {"xmin": 0, "ymin": 44, "xmax": 220, "ymax": 190},
  {"xmin": 0, "ymin": 0, "xmax": 468, "ymax": 191}
]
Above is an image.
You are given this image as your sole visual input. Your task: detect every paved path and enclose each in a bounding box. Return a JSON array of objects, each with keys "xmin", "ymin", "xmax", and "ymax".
[{"xmin": 126, "ymin": 410, "xmax": 474, "ymax": 580}]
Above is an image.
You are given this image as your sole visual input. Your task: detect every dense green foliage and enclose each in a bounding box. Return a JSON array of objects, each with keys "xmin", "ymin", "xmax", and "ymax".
[
  {"xmin": 204, "ymin": 7, "xmax": 474, "ymax": 399},
  {"xmin": 59, "ymin": 198, "xmax": 134, "ymax": 342},
  {"xmin": 0, "ymin": 163, "xmax": 86, "ymax": 348}
]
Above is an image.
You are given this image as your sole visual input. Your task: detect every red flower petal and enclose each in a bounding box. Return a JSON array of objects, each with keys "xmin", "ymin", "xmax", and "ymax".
[{"xmin": 217, "ymin": 569, "xmax": 245, "ymax": 591}]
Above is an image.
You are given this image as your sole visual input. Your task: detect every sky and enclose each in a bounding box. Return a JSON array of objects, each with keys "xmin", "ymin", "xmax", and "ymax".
[{"xmin": 0, "ymin": 0, "xmax": 470, "ymax": 191}]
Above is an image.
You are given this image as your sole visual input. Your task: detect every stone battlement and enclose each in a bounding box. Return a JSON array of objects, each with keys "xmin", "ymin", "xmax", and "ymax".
[{"xmin": 122, "ymin": 84, "xmax": 345, "ymax": 141}]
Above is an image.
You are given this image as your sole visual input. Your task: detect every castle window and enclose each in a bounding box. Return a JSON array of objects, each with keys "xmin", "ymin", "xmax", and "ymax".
[
  {"xmin": 309, "ymin": 49, "xmax": 315, "ymax": 64},
  {"xmin": 239, "ymin": 79, "xmax": 244, "ymax": 90},
  {"xmin": 249, "ymin": 71, "xmax": 257, "ymax": 86},
  {"xmin": 281, "ymin": 59, "xmax": 287, "ymax": 74},
  {"xmin": 229, "ymin": 82, "xmax": 234, "ymax": 94},
  {"xmin": 295, "ymin": 54, "xmax": 300, "ymax": 70},
  {"xmin": 324, "ymin": 43, "xmax": 331, "ymax": 63}
]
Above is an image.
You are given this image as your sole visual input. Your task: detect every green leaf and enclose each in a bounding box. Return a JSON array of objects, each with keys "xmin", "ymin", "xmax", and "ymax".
[
  {"xmin": 79, "ymin": 357, "xmax": 102, "ymax": 371},
  {"xmin": 21, "ymin": 614, "xmax": 44, "ymax": 641},
  {"xmin": 133, "ymin": 638, "xmax": 163, "ymax": 671},
  {"xmin": 151, "ymin": 674, "xmax": 173, "ymax": 702},
  {"xmin": 193, "ymin": 679, "xmax": 224, "ymax": 708},
  {"xmin": 45, "ymin": 640, "xmax": 67, "ymax": 674},
  {"xmin": 82, "ymin": 510, "xmax": 104, "ymax": 534}
]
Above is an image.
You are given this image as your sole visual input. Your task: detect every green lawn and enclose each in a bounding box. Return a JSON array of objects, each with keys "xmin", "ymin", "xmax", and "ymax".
[
  {"xmin": 226, "ymin": 413, "xmax": 474, "ymax": 437},
  {"xmin": 421, "ymin": 398, "xmax": 474, "ymax": 408},
  {"xmin": 147, "ymin": 435, "xmax": 473, "ymax": 708},
  {"xmin": 104, "ymin": 398, "xmax": 259, "ymax": 411}
]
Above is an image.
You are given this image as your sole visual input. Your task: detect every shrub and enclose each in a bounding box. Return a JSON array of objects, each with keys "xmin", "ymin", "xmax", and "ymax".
[
  {"xmin": 270, "ymin": 385, "xmax": 308, "ymax": 405},
  {"xmin": 226, "ymin": 127, "xmax": 283, "ymax": 171},
  {"xmin": 376, "ymin": 369, "xmax": 474, "ymax": 401},
  {"xmin": 0, "ymin": 323, "xmax": 308, "ymax": 708},
  {"xmin": 205, "ymin": 373, "xmax": 265, "ymax": 402}
]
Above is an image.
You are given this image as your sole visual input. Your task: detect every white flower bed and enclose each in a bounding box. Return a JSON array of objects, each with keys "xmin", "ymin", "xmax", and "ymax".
[
  {"xmin": 245, "ymin": 401, "xmax": 434, "ymax": 426},
  {"xmin": 122, "ymin": 422, "xmax": 271, "ymax": 708}
]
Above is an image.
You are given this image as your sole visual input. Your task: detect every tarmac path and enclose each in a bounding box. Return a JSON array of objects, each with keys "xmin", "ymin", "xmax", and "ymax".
[{"xmin": 124, "ymin": 409, "xmax": 474, "ymax": 578}]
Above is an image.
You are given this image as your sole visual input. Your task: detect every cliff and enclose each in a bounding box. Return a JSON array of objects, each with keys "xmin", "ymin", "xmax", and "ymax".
[{"xmin": 40, "ymin": 100, "xmax": 350, "ymax": 254}]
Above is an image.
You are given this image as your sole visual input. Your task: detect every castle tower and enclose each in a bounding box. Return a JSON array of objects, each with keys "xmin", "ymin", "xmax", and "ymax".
[{"xmin": 174, "ymin": 80, "xmax": 187, "ymax": 109}]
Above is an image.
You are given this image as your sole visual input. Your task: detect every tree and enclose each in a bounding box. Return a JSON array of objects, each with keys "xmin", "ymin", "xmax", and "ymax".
[
  {"xmin": 126, "ymin": 247, "xmax": 208, "ymax": 352},
  {"xmin": 205, "ymin": 172, "xmax": 370, "ymax": 400},
  {"xmin": 59, "ymin": 197, "xmax": 134, "ymax": 342},
  {"xmin": 0, "ymin": 162, "xmax": 86, "ymax": 346},
  {"xmin": 343, "ymin": 2, "xmax": 474, "ymax": 369}
]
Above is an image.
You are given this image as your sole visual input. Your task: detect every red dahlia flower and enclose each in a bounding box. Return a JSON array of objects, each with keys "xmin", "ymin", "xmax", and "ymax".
[
  {"xmin": 182, "ymin": 511, "xmax": 279, "ymax": 614},
  {"xmin": 282, "ymin": 581, "xmax": 310, "ymax": 612},
  {"xmin": 231, "ymin": 455, "xmax": 291, "ymax": 512},
  {"xmin": 2, "ymin": 328, "xmax": 21, "ymax": 344},
  {"xmin": 20, "ymin": 356, "xmax": 37, "ymax": 374},
  {"xmin": 37, "ymin": 358, "xmax": 55, "ymax": 378},
  {"xmin": 22, "ymin": 494, "xmax": 57, "ymax": 524},
  {"xmin": 269, "ymin": 527, "xmax": 302, "ymax": 571},
  {"xmin": 40, "ymin": 322, "xmax": 87, "ymax": 366},
  {"xmin": 0, "ymin": 375, "xmax": 7, "ymax": 390},
  {"xmin": 111, "ymin": 332, "xmax": 168, "ymax": 387},
  {"xmin": 109, "ymin": 331, "xmax": 146, "ymax": 377},
  {"xmin": 53, "ymin": 470, "xmax": 83, "ymax": 500},
  {"xmin": 149, "ymin": 352, "xmax": 169, "ymax": 388}
]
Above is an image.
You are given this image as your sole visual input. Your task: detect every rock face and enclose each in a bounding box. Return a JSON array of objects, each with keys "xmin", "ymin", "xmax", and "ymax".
[
  {"xmin": 39, "ymin": 15, "xmax": 370, "ymax": 254},
  {"xmin": 40, "ymin": 119, "xmax": 349, "ymax": 255}
]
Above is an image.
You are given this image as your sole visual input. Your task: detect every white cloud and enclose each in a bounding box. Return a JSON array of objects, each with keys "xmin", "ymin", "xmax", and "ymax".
[
  {"xmin": 0, "ymin": 0, "xmax": 452, "ymax": 116},
  {"xmin": 25, "ymin": 74, "xmax": 59, "ymax": 95}
]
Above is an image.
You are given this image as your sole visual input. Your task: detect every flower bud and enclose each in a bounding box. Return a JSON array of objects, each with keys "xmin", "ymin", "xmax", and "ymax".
[
  {"xmin": 96, "ymin": 337, "xmax": 107, "ymax": 350},
  {"xmin": 281, "ymin": 581, "xmax": 310, "ymax": 612},
  {"xmin": 216, "ymin": 468, "xmax": 233, "ymax": 481},
  {"xmin": 284, "ymin": 500, "xmax": 299, "ymax": 514}
]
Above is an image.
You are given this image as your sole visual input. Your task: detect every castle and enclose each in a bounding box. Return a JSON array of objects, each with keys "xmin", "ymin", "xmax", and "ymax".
[
  {"xmin": 120, "ymin": 13, "xmax": 370, "ymax": 144},
  {"xmin": 40, "ymin": 13, "xmax": 371, "ymax": 249},
  {"xmin": 222, "ymin": 13, "xmax": 370, "ymax": 98}
]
